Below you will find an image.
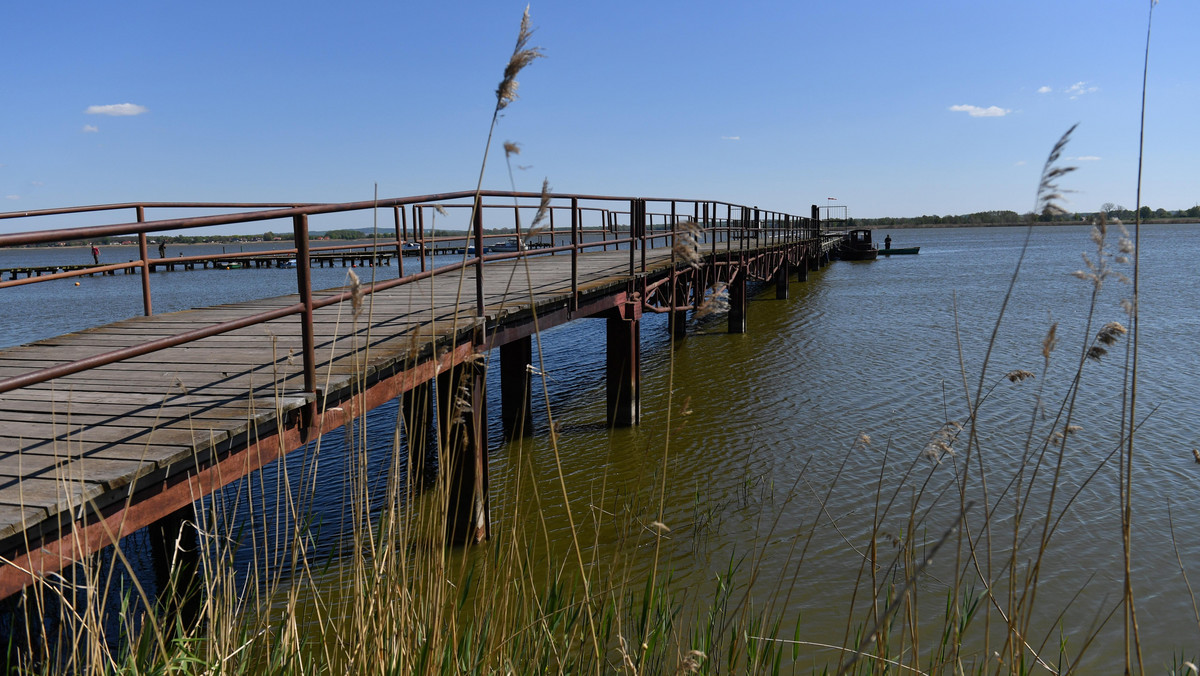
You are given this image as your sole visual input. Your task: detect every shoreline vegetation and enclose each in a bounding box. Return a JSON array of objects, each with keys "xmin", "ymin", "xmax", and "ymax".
[{"xmin": 865, "ymin": 216, "xmax": 1198, "ymax": 229}]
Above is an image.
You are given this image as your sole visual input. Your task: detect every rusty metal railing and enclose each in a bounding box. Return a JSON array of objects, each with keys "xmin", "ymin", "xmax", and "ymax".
[{"xmin": 0, "ymin": 191, "xmax": 821, "ymax": 400}]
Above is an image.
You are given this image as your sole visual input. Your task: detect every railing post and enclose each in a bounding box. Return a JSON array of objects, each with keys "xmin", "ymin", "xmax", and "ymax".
[
  {"xmin": 393, "ymin": 206, "xmax": 404, "ymax": 278},
  {"xmin": 293, "ymin": 214, "xmax": 317, "ymax": 426},
  {"xmin": 474, "ymin": 196, "xmax": 485, "ymax": 317},
  {"xmin": 570, "ymin": 197, "xmax": 579, "ymax": 310},
  {"xmin": 670, "ymin": 200, "xmax": 677, "ymax": 251},
  {"xmin": 628, "ymin": 199, "xmax": 637, "ymax": 275},
  {"xmin": 137, "ymin": 206, "xmax": 152, "ymax": 316},
  {"xmin": 639, "ymin": 199, "xmax": 646, "ymax": 273},
  {"xmin": 706, "ymin": 202, "xmax": 714, "ymax": 255},
  {"xmin": 726, "ymin": 204, "xmax": 732, "ymax": 253},
  {"xmin": 418, "ymin": 206, "xmax": 427, "ymax": 272}
]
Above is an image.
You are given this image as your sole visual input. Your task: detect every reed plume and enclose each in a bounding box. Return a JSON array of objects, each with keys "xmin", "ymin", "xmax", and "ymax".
[
  {"xmin": 671, "ymin": 219, "xmax": 703, "ymax": 268},
  {"xmin": 1034, "ymin": 124, "xmax": 1078, "ymax": 218},
  {"xmin": 495, "ymin": 6, "xmax": 544, "ymax": 111}
]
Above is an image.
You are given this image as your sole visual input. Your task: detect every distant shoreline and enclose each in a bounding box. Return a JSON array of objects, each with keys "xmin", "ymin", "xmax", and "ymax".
[{"xmin": 861, "ymin": 218, "xmax": 1199, "ymax": 230}]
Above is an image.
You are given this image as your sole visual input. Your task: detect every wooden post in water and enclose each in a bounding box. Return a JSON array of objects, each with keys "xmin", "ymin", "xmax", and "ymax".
[
  {"xmin": 728, "ymin": 269, "xmax": 747, "ymax": 334},
  {"xmin": 671, "ymin": 278, "xmax": 688, "ymax": 339},
  {"xmin": 402, "ymin": 380, "xmax": 435, "ymax": 480},
  {"xmin": 149, "ymin": 506, "xmax": 201, "ymax": 633},
  {"xmin": 437, "ymin": 359, "xmax": 489, "ymax": 544},
  {"xmin": 500, "ymin": 336, "xmax": 534, "ymax": 439},
  {"xmin": 775, "ymin": 256, "xmax": 790, "ymax": 300},
  {"xmin": 606, "ymin": 312, "xmax": 641, "ymax": 427}
]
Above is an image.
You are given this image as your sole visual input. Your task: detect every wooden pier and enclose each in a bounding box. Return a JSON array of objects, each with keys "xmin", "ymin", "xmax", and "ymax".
[
  {"xmin": 0, "ymin": 193, "xmax": 842, "ymax": 598},
  {"xmin": 0, "ymin": 251, "xmax": 395, "ymax": 282}
]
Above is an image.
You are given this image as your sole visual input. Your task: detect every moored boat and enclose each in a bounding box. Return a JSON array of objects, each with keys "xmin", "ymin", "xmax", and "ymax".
[
  {"xmin": 879, "ymin": 246, "xmax": 920, "ymax": 255},
  {"xmin": 491, "ymin": 237, "xmax": 526, "ymax": 253},
  {"xmin": 838, "ymin": 229, "xmax": 878, "ymax": 261}
]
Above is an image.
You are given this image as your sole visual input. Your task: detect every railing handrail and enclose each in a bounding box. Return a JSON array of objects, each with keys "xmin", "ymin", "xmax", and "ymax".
[{"xmin": 0, "ymin": 191, "xmax": 824, "ymax": 403}]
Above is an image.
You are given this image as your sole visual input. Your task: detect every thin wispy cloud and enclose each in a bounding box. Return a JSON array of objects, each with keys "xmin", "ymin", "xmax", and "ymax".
[
  {"xmin": 1037, "ymin": 86, "xmax": 1052, "ymax": 94},
  {"xmin": 1074, "ymin": 156, "xmax": 1102, "ymax": 162},
  {"xmin": 721, "ymin": 135, "xmax": 740, "ymax": 141},
  {"xmin": 1014, "ymin": 160, "xmax": 1027, "ymax": 166},
  {"xmin": 1065, "ymin": 81, "xmax": 1098, "ymax": 99},
  {"xmin": 85, "ymin": 103, "xmax": 148, "ymax": 116},
  {"xmin": 949, "ymin": 104, "xmax": 1011, "ymax": 118},
  {"xmin": 5, "ymin": 195, "xmax": 19, "ymax": 200},
  {"xmin": 82, "ymin": 124, "xmax": 99, "ymax": 133}
]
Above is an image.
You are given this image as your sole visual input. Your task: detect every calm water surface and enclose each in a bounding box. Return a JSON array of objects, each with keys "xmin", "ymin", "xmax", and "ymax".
[{"xmin": 3, "ymin": 225, "xmax": 1198, "ymax": 667}]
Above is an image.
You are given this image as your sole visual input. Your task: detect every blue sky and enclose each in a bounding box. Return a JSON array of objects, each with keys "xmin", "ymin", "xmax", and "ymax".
[{"xmin": 1, "ymin": 1, "xmax": 1195, "ymax": 232}]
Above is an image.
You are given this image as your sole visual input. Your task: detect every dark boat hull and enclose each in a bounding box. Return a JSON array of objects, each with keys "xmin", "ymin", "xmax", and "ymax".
[
  {"xmin": 879, "ymin": 247, "xmax": 920, "ymax": 255},
  {"xmin": 839, "ymin": 248, "xmax": 878, "ymax": 261}
]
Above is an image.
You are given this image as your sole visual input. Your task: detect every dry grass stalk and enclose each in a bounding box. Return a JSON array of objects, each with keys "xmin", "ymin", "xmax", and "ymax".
[
  {"xmin": 693, "ymin": 282, "xmax": 728, "ymax": 318},
  {"xmin": 921, "ymin": 421, "xmax": 962, "ymax": 464},
  {"xmin": 495, "ymin": 6, "xmax": 543, "ymax": 111},
  {"xmin": 671, "ymin": 220, "xmax": 703, "ymax": 268},
  {"xmin": 1034, "ymin": 124, "xmax": 1078, "ymax": 218},
  {"xmin": 528, "ymin": 178, "xmax": 551, "ymax": 234},
  {"xmin": 1087, "ymin": 321, "xmax": 1127, "ymax": 362},
  {"xmin": 347, "ymin": 269, "xmax": 363, "ymax": 318},
  {"xmin": 1005, "ymin": 369, "xmax": 1035, "ymax": 384}
]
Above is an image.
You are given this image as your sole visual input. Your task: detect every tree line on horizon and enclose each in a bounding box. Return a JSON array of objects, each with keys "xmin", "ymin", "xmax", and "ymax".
[{"xmin": 848, "ymin": 203, "xmax": 1200, "ymax": 228}]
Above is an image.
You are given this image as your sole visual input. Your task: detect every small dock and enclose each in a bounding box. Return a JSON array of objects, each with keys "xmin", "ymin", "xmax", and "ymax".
[{"xmin": 0, "ymin": 251, "xmax": 396, "ymax": 281}]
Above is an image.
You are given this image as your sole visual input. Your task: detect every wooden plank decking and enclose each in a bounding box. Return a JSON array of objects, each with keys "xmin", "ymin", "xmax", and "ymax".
[{"xmin": 0, "ymin": 246, "xmax": 678, "ymax": 551}]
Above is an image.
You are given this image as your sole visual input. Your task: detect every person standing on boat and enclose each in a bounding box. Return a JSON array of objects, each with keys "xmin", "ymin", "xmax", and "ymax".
[
  {"xmin": 884, "ymin": 234, "xmax": 892, "ymax": 251},
  {"xmin": 90, "ymin": 243, "xmax": 100, "ymax": 265}
]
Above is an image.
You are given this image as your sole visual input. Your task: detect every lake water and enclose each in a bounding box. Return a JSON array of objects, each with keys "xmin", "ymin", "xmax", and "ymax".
[{"xmin": 2, "ymin": 224, "xmax": 1198, "ymax": 668}]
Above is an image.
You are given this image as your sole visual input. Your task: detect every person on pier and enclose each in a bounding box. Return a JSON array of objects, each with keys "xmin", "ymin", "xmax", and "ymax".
[
  {"xmin": 884, "ymin": 234, "xmax": 892, "ymax": 251},
  {"xmin": 158, "ymin": 241, "xmax": 167, "ymax": 258},
  {"xmin": 90, "ymin": 243, "xmax": 100, "ymax": 265}
]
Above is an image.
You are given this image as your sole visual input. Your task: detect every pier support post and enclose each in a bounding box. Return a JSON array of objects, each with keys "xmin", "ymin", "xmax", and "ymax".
[
  {"xmin": 149, "ymin": 506, "xmax": 201, "ymax": 633},
  {"xmin": 437, "ymin": 359, "xmax": 489, "ymax": 544},
  {"xmin": 774, "ymin": 258, "xmax": 790, "ymax": 300},
  {"xmin": 798, "ymin": 255, "xmax": 809, "ymax": 282},
  {"xmin": 670, "ymin": 279, "xmax": 688, "ymax": 339},
  {"xmin": 500, "ymin": 336, "xmax": 534, "ymax": 439},
  {"xmin": 606, "ymin": 314, "xmax": 641, "ymax": 427},
  {"xmin": 401, "ymin": 380, "xmax": 435, "ymax": 480},
  {"xmin": 728, "ymin": 271, "xmax": 747, "ymax": 334}
]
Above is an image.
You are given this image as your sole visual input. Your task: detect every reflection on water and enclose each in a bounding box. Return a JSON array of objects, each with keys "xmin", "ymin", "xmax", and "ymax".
[{"xmin": 4, "ymin": 225, "xmax": 1200, "ymax": 665}]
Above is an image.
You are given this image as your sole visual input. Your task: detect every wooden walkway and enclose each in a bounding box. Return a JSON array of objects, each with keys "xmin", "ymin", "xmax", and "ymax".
[
  {"xmin": 0, "ymin": 248, "xmax": 635, "ymax": 521},
  {"xmin": 0, "ymin": 188, "xmax": 842, "ymax": 597},
  {"xmin": 2, "ymin": 237, "xmax": 834, "ymax": 594}
]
